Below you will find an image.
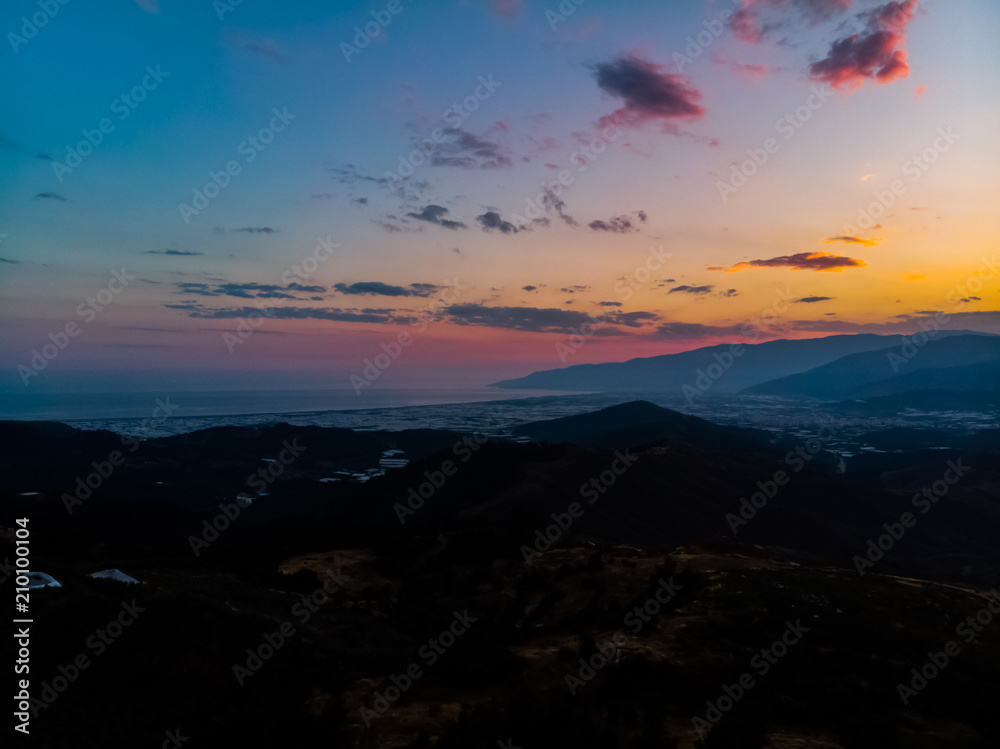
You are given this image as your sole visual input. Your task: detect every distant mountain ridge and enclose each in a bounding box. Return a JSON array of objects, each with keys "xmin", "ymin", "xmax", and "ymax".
[
  {"xmin": 744, "ymin": 334, "xmax": 1000, "ymax": 399},
  {"xmin": 492, "ymin": 331, "xmax": 994, "ymax": 395}
]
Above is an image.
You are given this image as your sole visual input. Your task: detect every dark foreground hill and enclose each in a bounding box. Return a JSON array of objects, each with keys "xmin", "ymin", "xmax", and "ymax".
[
  {"xmin": 3, "ymin": 405, "xmax": 1000, "ymax": 748},
  {"xmin": 511, "ymin": 400, "xmax": 779, "ymax": 455}
]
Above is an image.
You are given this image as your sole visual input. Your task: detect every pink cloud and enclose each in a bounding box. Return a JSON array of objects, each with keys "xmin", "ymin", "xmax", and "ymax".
[{"xmin": 810, "ymin": 0, "xmax": 918, "ymax": 91}]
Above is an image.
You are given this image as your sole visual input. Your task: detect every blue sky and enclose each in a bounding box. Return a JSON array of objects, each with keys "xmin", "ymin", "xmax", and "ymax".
[{"xmin": 1, "ymin": 0, "xmax": 998, "ymax": 395}]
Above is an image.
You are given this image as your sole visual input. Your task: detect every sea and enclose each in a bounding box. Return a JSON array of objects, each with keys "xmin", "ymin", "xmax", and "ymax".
[{"xmin": 0, "ymin": 386, "xmax": 977, "ymax": 443}]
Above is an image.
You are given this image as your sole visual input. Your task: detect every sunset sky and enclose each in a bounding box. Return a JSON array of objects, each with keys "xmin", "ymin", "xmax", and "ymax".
[{"xmin": 1, "ymin": 0, "xmax": 998, "ymax": 394}]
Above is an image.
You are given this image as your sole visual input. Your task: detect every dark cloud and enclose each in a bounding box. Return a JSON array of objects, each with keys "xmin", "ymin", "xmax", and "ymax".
[
  {"xmin": 232, "ymin": 227, "xmax": 277, "ymax": 234},
  {"xmin": 426, "ymin": 128, "xmax": 512, "ymax": 170},
  {"xmin": 669, "ymin": 285, "xmax": 714, "ymax": 295},
  {"xmin": 406, "ymin": 205, "xmax": 467, "ymax": 230},
  {"xmin": 333, "ymin": 282, "xmax": 441, "ymax": 298},
  {"xmin": 721, "ymin": 252, "xmax": 867, "ymax": 272},
  {"xmin": 168, "ymin": 304, "xmax": 397, "ymax": 324},
  {"xmin": 810, "ymin": 0, "xmax": 918, "ymax": 91},
  {"xmin": 477, "ymin": 211, "xmax": 518, "ymax": 234},
  {"xmin": 328, "ymin": 164, "xmax": 389, "ymax": 186},
  {"xmin": 0, "ymin": 257, "xmax": 20, "ymax": 264},
  {"xmin": 560, "ymin": 285, "xmax": 590, "ymax": 294},
  {"xmin": 594, "ymin": 55, "xmax": 705, "ymax": 132},
  {"xmin": 522, "ymin": 285, "xmax": 538, "ymax": 291},
  {"xmin": 653, "ymin": 322, "xmax": 739, "ymax": 340},
  {"xmin": 540, "ymin": 188, "xmax": 578, "ymax": 227},
  {"xmin": 146, "ymin": 249, "xmax": 204, "ymax": 256},
  {"xmin": 588, "ymin": 210, "xmax": 647, "ymax": 233},
  {"xmin": 824, "ymin": 235, "xmax": 881, "ymax": 247},
  {"xmin": 441, "ymin": 304, "xmax": 657, "ymax": 335},
  {"xmin": 794, "ymin": 296, "xmax": 836, "ymax": 303},
  {"xmin": 597, "ymin": 301, "xmax": 623, "ymax": 307},
  {"xmin": 175, "ymin": 281, "xmax": 324, "ymax": 300},
  {"xmin": 35, "ymin": 192, "xmax": 67, "ymax": 201}
]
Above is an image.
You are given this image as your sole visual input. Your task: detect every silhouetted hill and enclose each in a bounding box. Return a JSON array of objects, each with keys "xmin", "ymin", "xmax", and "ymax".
[
  {"xmin": 745, "ymin": 334, "xmax": 1000, "ymax": 399},
  {"xmin": 5, "ymin": 403, "xmax": 1000, "ymax": 748},
  {"xmin": 491, "ymin": 332, "xmax": 989, "ymax": 393},
  {"xmin": 512, "ymin": 400, "xmax": 777, "ymax": 455}
]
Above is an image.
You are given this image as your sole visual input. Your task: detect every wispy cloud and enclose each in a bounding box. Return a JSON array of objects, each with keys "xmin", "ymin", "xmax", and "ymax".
[
  {"xmin": 333, "ymin": 282, "xmax": 441, "ymax": 298},
  {"xmin": 718, "ymin": 252, "xmax": 868, "ymax": 272},
  {"xmin": 588, "ymin": 211, "xmax": 647, "ymax": 233},
  {"xmin": 668, "ymin": 284, "xmax": 714, "ymax": 295},
  {"xmin": 823, "ymin": 235, "xmax": 881, "ymax": 247},
  {"xmin": 406, "ymin": 205, "xmax": 467, "ymax": 230}
]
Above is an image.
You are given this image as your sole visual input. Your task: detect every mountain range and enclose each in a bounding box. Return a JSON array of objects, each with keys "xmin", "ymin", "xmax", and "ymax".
[{"xmin": 494, "ymin": 331, "xmax": 999, "ymax": 402}]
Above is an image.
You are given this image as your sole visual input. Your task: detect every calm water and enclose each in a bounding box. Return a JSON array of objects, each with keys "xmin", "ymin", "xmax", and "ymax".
[{"xmin": 0, "ymin": 388, "xmax": 588, "ymax": 423}]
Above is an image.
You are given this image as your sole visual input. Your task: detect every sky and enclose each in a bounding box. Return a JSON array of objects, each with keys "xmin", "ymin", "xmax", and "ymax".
[{"xmin": 1, "ymin": 0, "xmax": 998, "ymax": 395}]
